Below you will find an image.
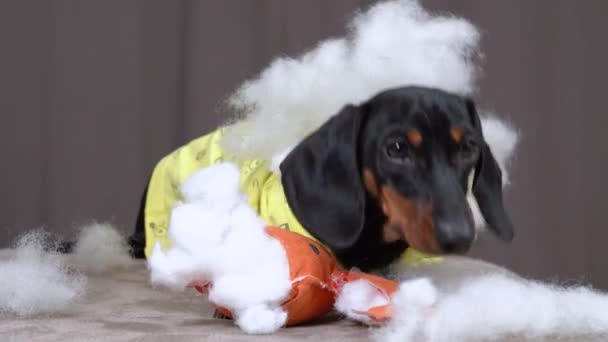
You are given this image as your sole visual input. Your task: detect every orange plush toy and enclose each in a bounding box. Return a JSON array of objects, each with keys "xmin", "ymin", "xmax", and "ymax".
[
  {"xmin": 147, "ymin": 163, "xmax": 403, "ymax": 334},
  {"xmin": 187, "ymin": 226, "xmax": 399, "ymax": 327}
]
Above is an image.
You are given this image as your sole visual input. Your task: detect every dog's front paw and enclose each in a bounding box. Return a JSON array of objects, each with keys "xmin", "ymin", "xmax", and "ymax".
[{"xmin": 235, "ymin": 304, "xmax": 288, "ymax": 334}]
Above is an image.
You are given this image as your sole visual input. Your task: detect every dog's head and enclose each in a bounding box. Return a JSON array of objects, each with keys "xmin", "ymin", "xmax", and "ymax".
[{"xmin": 280, "ymin": 86, "xmax": 513, "ymax": 268}]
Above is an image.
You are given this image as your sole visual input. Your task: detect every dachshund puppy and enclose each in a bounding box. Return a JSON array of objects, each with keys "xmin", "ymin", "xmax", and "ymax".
[
  {"xmin": 130, "ymin": 86, "xmax": 513, "ymax": 272},
  {"xmin": 279, "ymin": 86, "xmax": 513, "ymax": 270}
]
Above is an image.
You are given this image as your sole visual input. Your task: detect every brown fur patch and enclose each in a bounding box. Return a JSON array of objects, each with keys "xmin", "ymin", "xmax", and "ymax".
[
  {"xmin": 450, "ymin": 127, "xmax": 463, "ymax": 143},
  {"xmin": 363, "ymin": 168, "xmax": 379, "ymax": 198},
  {"xmin": 363, "ymin": 168, "xmax": 440, "ymax": 253},
  {"xmin": 406, "ymin": 129, "xmax": 423, "ymax": 146},
  {"xmin": 378, "ymin": 186, "xmax": 441, "ymax": 254}
]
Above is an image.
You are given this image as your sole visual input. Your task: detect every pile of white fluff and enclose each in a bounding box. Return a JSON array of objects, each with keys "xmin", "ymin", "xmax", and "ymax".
[
  {"xmin": 0, "ymin": 223, "xmax": 133, "ymax": 317},
  {"xmin": 72, "ymin": 222, "xmax": 134, "ymax": 275},
  {"xmin": 221, "ymin": 0, "xmax": 485, "ymax": 163},
  {"xmin": 374, "ymin": 273, "xmax": 608, "ymax": 342},
  {"xmin": 147, "ymin": 163, "xmax": 292, "ymax": 334},
  {"xmin": 333, "ymin": 255, "xmax": 608, "ymax": 341},
  {"xmin": 0, "ymin": 230, "xmax": 86, "ymax": 317},
  {"xmin": 334, "ymin": 278, "xmax": 395, "ymax": 326}
]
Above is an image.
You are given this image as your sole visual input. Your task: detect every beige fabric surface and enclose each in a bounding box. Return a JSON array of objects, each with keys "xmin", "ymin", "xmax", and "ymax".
[
  {"xmin": 4, "ymin": 249, "xmax": 605, "ymax": 342},
  {"xmin": 0, "ymin": 249, "xmax": 368, "ymax": 342}
]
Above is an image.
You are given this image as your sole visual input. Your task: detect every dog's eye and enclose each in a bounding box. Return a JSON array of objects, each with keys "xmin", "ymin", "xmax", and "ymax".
[{"xmin": 385, "ymin": 138, "xmax": 411, "ymax": 163}]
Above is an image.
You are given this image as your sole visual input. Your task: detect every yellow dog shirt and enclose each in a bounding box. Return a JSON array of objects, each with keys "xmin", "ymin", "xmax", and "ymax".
[{"xmin": 143, "ymin": 129, "xmax": 441, "ymax": 266}]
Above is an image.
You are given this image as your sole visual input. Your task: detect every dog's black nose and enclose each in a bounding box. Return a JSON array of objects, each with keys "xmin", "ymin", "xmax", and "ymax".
[{"xmin": 435, "ymin": 221, "xmax": 474, "ymax": 254}]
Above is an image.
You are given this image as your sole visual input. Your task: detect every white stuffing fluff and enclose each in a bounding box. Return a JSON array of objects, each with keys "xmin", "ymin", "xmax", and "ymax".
[
  {"xmin": 0, "ymin": 230, "xmax": 86, "ymax": 317},
  {"xmin": 180, "ymin": 162, "xmax": 242, "ymax": 205},
  {"xmin": 147, "ymin": 162, "xmax": 292, "ymax": 334},
  {"xmin": 374, "ymin": 278, "xmax": 438, "ymax": 341},
  {"xmin": 72, "ymin": 222, "xmax": 134, "ymax": 275},
  {"xmin": 236, "ymin": 304, "xmax": 288, "ymax": 335},
  {"xmin": 480, "ymin": 115, "xmax": 520, "ymax": 186},
  {"xmin": 220, "ymin": 0, "xmax": 482, "ymax": 162},
  {"xmin": 375, "ymin": 274, "xmax": 608, "ymax": 342},
  {"xmin": 269, "ymin": 145, "xmax": 296, "ymax": 175},
  {"xmin": 334, "ymin": 278, "xmax": 394, "ymax": 325}
]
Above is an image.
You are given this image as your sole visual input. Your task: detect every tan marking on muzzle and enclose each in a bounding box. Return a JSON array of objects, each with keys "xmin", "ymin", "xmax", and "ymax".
[
  {"xmin": 379, "ymin": 186, "xmax": 441, "ymax": 254},
  {"xmin": 362, "ymin": 168, "xmax": 441, "ymax": 254}
]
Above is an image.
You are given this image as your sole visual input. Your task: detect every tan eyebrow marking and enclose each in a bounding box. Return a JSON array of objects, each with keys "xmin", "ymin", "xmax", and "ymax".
[
  {"xmin": 450, "ymin": 127, "xmax": 463, "ymax": 143},
  {"xmin": 406, "ymin": 129, "xmax": 423, "ymax": 146}
]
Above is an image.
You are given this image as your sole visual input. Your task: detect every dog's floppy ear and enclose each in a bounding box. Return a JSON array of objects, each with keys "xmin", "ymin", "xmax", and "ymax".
[
  {"xmin": 280, "ymin": 104, "xmax": 366, "ymax": 251},
  {"xmin": 466, "ymin": 99, "xmax": 514, "ymax": 242}
]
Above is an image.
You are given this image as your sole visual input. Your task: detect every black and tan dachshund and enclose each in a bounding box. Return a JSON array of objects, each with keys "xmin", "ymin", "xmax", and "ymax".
[{"xmin": 129, "ymin": 86, "xmax": 513, "ymax": 272}]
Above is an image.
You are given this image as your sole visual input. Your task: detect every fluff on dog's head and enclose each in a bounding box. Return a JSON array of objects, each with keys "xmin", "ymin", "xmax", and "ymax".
[{"xmin": 220, "ymin": 0, "xmax": 482, "ymax": 163}]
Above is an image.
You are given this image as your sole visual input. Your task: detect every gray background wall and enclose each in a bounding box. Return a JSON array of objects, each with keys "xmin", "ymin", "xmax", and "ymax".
[{"xmin": 1, "ymin": 1, "xmax": 606, "ymax": 288}]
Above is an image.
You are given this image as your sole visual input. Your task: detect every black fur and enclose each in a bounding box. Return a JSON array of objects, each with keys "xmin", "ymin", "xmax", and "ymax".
[{"xmin": 128, "ymin": 182, "xmax": 148, "ymax": 259}]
